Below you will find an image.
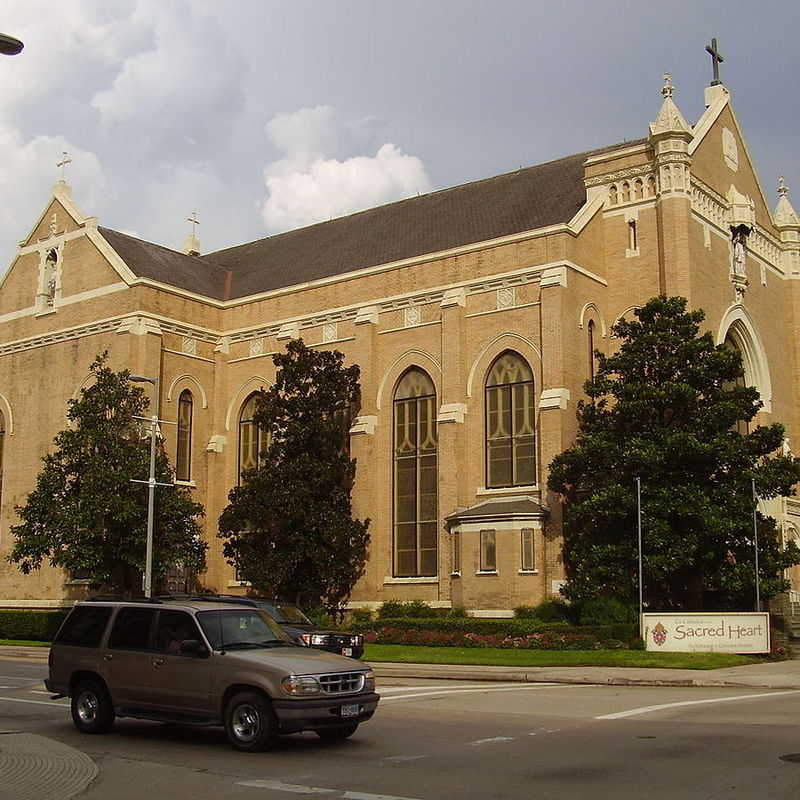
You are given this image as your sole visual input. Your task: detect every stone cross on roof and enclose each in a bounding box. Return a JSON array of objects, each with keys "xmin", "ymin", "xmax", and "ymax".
[
  {"xmin": 778, "ymin": 176, "xmax": 789, "ymax": 198},
  {"xmin": 705, "ymin": 37, "xmax": 724, "ymax": 86},
  {"xmin": 661, "ymin": 73, "xmax": 674, "ymax": 99},
  {"xmin": 56, "ymin": 151, "xmax": 71, "ymax": 183},
  {"xmin": 187, "ymin": 210, "xmax": 200, "ymax": 234}
]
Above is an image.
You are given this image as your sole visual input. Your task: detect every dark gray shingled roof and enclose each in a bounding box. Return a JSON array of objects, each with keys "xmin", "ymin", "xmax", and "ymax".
[
  {"xmin": 101, "ymin": 139, "xmax": 647, "ymax": 302},
  {"xmin": 100, "ymin": 227, "xmax": 230, "ymax": 299}
]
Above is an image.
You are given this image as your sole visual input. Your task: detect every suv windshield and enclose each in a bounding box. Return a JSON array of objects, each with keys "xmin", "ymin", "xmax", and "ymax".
[
  {"xmin": 197, "ymin": 609, "xmax": 293, "ymax": 650},
  {"xmin": 263, "ymin": 602, "xmax": 312, "ymax": 626}
]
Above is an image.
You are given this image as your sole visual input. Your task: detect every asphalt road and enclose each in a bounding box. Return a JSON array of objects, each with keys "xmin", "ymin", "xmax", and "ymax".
[{"xmin": 1, "ymin": 659, "xmax": 799, "ymax": 799}]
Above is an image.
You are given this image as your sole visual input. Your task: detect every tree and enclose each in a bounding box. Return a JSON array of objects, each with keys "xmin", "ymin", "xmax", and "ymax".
[
  {"xmin": 548, "ymin": 296, "xmax": 800, "ymax": 611},
  {"xmin": 218, "ymin": 339, "xmax": 370, "ymax": 613},
  {"xmin": 9, "ymin": 354, "xmax": 207, "ymax": 595}
]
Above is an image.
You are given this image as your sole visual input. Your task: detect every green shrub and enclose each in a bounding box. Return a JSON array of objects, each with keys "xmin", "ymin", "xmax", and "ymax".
[
  {"xmin": 350, "ymin": 608, "xmax": 373, "ymax": 624},
  {"xmin": 404, "ymin": 600, "xmax": 437, "ymax": 618},
  {"xmin": 378, "ymin": 600, "xmax": 438, "ymax": 618},
  {"xmin": 448, "ymin": 605, "xmax": 468, "ymax": 618},
  {"xmin": 535, "ymin": 599, "xmax": 573, "ymax": 622},
  {"xmin": 378, "ymin": 601, "xmax": 407, "ymax": 619},
  {"xmin": 351, "ymin": 615, "xmax": 638, "ymax": 644},
  {"xmin": 0, "ymin": 610, "xmax": 69, "ymax": 642},
  {"xmin": 305, "ymin": 605, "xmax": 334, "ymax": 627},
  {"xmin": 513, "ymin": 605, "xmax": 537, "ymax": 618},
  {"xmin": 577, "ymin": 597, "xmax": 637, "ymax": 626}
]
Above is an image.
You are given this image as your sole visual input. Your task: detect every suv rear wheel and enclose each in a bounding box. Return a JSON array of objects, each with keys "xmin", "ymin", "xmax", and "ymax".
[
  {"xmin": 315, "ymin": 722, "xmax": 359, "ymax": 741},
  {"xmin": 71, "ymin": 678, "xmax": 115, "ymax": 734},
  {"xmin": 224, "ymin": 691, "xmax": 278, "ymax": 752}
]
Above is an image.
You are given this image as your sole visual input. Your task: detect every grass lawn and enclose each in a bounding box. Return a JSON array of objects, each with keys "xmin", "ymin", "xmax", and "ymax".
[
  {"xmin": 363, "ymin": 644, "xmax": 756, "ymax": 670},
  {"xmin": 0, "ymin": 639, "xmax": 50, "ymax": 647}
]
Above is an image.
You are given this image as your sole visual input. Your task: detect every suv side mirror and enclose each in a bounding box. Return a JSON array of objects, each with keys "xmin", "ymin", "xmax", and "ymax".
[{"xmin": 179, "ymin": 639, "xmax": 208, "ymax": 658}]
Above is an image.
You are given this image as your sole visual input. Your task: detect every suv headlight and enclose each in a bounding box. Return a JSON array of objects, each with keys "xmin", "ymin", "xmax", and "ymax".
[
  {"xmin": 363, "ymin": 670, "xmax": 375, "ymax": 692},
  {"xmin": 351, "ymin": 635, "xmax": 363, "ymax": 646},
  {"xmin": 281, "ymin": 675, "xmax": 321, "ymax": 695},
  {"xmin": 310, "ymin": 634, "xmax": 329, "ymax": 646}
]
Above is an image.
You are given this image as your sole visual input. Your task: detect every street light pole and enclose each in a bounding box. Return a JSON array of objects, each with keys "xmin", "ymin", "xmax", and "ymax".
[
  {"xmin": 636, "ymin": 476, "xmax": 644, "ymax": 633},
  {"xmin": 129, "ymin": 374, "xmax": 160, "ymax": 598},
  {"xmin": 752, "ymin": 477, "xmax": 761, "ymax": 612}
]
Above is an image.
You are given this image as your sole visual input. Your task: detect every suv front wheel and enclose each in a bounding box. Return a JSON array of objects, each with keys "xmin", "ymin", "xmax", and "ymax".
[
  {"xmin": 71, "ymin": 678, "xmax": 115, "ymax": 734},
  {"xmin": 224, "ymin": 691, "xmax": 278, "ymax": 752}
]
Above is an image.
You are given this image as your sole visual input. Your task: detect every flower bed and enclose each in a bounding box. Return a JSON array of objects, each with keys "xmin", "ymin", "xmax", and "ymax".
[{"xmin": 364, "ymin": 625, "xmax": 633, "ymax": 650}]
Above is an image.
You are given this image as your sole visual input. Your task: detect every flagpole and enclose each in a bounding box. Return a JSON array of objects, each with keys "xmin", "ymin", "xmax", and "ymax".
[{"xmin": 636, "ymin": 476, "xmax": 643, "ymax": 632}]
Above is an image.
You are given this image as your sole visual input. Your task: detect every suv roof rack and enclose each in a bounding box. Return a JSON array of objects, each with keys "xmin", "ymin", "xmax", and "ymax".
[{"xmin": 86, "ymin": 595, "xmax": 162, "ymax": 603}]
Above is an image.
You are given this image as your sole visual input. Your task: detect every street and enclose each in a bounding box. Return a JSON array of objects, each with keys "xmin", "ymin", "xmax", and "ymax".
[{"xmin": 0, "ymin": 658, "xmax": 799, "ymax": 799}]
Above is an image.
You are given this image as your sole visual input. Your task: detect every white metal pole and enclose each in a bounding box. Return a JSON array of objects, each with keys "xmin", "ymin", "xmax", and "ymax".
[
  {"xmin": 752, "ymin": 477, "xmax": 760, "ymax": 612},
  {"xmin": 144, "ymin": 412, "xmax": 157, "ymax": 598},
  {"xmin": 637, "ymin": 476, "xmax": 643, "ymax": 629}
]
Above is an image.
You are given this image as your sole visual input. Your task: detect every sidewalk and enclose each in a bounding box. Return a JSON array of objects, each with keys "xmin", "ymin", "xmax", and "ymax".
[{"xmin": 4, "ymin": 644, "xmax": 799, "ymax": 690}]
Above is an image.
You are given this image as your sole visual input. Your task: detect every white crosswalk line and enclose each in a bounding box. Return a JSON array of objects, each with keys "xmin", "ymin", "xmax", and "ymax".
[{"xmin": 596, "ymin": 689, "xmax": 800, "ymax": 720}]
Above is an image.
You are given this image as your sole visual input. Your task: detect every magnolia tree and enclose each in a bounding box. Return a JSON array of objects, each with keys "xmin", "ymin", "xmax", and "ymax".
[
  {"xmin": 218, "ymin": 339, "xmax": 370, "ymax": 613},
  {"xmin": 548, "ymin": 296, "xmax": 800, "ymax": 611},
  {"xmin": 9, "ymin": 354, "xmax": 207, "ymax": 595}
]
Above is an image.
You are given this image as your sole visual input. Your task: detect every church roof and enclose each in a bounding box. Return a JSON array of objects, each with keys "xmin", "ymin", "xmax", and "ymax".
[
  {"xmin": 99, "ymin": 227, "xmax": 230, "ymax": 299},
  {"xmin": 101, "ymin": 139, "xmax": 646, "ymax": 302},
  {"xmin": 445, "ymin": 496, "xmax": 548, "ymax": 526}
]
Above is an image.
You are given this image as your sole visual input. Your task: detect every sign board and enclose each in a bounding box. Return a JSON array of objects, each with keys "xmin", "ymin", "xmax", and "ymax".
[{"xmin": 642, "ymin": 612, "xmax": 770, "ymax": 654}]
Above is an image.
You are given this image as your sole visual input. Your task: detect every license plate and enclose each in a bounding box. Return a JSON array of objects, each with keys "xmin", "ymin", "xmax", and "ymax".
[
  {"xmin": 340, "ymin": 704, "xmax": 360, "ymax": 718},
  {"xmin": 342, "ymin": 647, "xmax": 353, "ymax": 656}
]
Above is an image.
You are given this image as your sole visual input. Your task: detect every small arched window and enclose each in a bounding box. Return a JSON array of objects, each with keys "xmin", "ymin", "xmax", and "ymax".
[
  {"xmin": 238, "ymin": 392, "xmax": 268, "ymax": 483},
  {"xmin": 588, "ymin": 320, "xmax": 597, "ymax": 381},
  {"xmin": 176, "ymin": 390, "xmax": 193, "ymax": 482},
  {"xmin": 485, "ymin": 352, "xmax": 536, "ymax": 488},
  {"xmin": 393, "ymin": 369, "xmax": 438, "ymax": 577}
]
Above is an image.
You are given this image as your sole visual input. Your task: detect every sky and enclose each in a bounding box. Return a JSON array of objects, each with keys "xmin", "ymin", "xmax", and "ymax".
[{"xmin": 0, "ymin": 0, "xmax": 798, "ymax": 270}]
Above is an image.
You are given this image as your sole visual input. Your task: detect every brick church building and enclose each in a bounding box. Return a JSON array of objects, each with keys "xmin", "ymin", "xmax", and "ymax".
[{"xmin": 1, "ymin": 73, "xmax": 799, "ymax": 613}]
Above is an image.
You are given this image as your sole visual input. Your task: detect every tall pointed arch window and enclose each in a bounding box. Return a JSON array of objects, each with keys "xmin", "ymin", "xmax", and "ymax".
[
  {"xmin": 587, "ymin": 320, "xmax": 597, "ymax": 381},
  {"xmin": 176, "ymin": 390, "xmax": 193, "ymax": 482},
  {"xmin": 724, "ymin": 333, "xmax": 750, "ymax": 436},
  {"xmin": 238, "ymin": 392, "xmax": 268, "ymax": 483},
  {"xmin": 393, "ymin": 368, "xmax": 438, "ymax": 577},
  {"xmin": 485, "ymin": 352, "xmax": 536, "ymax": 488}
]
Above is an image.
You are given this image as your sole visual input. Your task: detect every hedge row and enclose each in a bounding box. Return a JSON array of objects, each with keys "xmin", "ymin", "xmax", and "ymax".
[
  {"xmin": 350, "ymin": 616, "xmax": 638, "ymax": 643},
  {"xmin": 365, "ymin": 626, "xmax": 640, "ymax": 650},
  {"xmin": 0, "ymin": 610, "xmax": 69, "ymax": 642}
]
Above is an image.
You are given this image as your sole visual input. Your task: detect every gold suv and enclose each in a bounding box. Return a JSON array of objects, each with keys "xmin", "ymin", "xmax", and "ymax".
[{"xmin": 46, "ymin": 598, "xmax": 379, "ymax": 751}]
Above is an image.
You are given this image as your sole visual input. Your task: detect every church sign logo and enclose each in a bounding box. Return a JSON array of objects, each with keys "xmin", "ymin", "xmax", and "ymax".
[{"xmin": 642, "ymin": 612, "xmax": 769, "ymax": 653}]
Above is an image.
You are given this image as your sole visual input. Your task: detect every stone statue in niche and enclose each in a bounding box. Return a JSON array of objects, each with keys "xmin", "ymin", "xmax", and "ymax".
[
  {"xmin": 731, "ymin": 225, "xmax": 750, "ymax": 277},
  {"xmin": 44, "ymin": 248, "xmax": 57, "ymax": 306}
]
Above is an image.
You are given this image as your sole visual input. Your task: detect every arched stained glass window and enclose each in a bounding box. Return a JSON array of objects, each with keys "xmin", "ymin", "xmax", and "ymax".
[
  {"xmin": 588, "ymin": 320, "xmax": 597, "ymax": 381},
  {"xmin": 238, "ymin": 392, "xmax": 268, "ymax": 483},
  {"xmin": 485, "ymin": 352, "xmax": 536, "ymax": 488},
  {"xmin": 393, "ymin": 369, "xmax": 438, "ymax": 577},
  {"xmin": 724, "ymin": 333, "xmax": 750, "ymax": 436},
  {"xmin": 176, "ymin": 390, "xmax": 193, "ymax": 482}
]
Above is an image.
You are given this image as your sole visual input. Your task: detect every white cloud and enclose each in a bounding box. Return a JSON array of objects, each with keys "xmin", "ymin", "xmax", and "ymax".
[
  {"xmin": 261, "ymin": 106, "xmax": 431, "ymax": 233},
  {"xmin": 0, "ymin": 125, "xmax": 106, "ymax": 269}
]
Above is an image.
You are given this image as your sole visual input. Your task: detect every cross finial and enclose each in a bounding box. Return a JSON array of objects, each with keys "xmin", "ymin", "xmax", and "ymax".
[
  {"xmin": 186, "ymin": 210, "xmax": 200, "ymax": 235},
  {"xmin": 705, "ymin": 37, "xmax": 724, "ymax": 86},
  {"xmin": 778, "ymin": 176, "xmax": 789, "ymax": 198},
  {"xmin": 56, "ymin": 151, "xmax": 72, "ymax": 183},
  {"xmin": 661, "ymin": 73, "xmax": 674, "ymax": 99}
]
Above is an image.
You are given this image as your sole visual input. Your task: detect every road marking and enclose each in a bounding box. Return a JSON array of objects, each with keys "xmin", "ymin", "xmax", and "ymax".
[
  {"xmin": 236, "ymin": 780, "xmax": 421, "ymax": 800},
  {"xmin": 596, "ymin": 689, "xmax": 800, "ymax": 720},
  {"xmin": 343, "ymin": 793, "xmax": 421, "ymax": 800},
  {"xmin": 470, "ymin": 736, "xmax": 515, "ymax": 745},
  {"xmin": 528, "ymin": 728, "xmax": 560, "ymax": 735},
  {"xmin": 382, "ymin": 755, "xmax": 428, "ymax": 763},
  {"xmin": 381, "ymin": 683, "xmax": 586, "ymax": 702},
  {"xmin": 238, "ymin": 779, "xmax": 336, "ymax": 794},
  {"xmin": 0, "ymin": 696, "xmax": 66, "ymax": 708},
  {"xmin": 380, "ymin": 683, "xmax": 526, "ymax": 693}
]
